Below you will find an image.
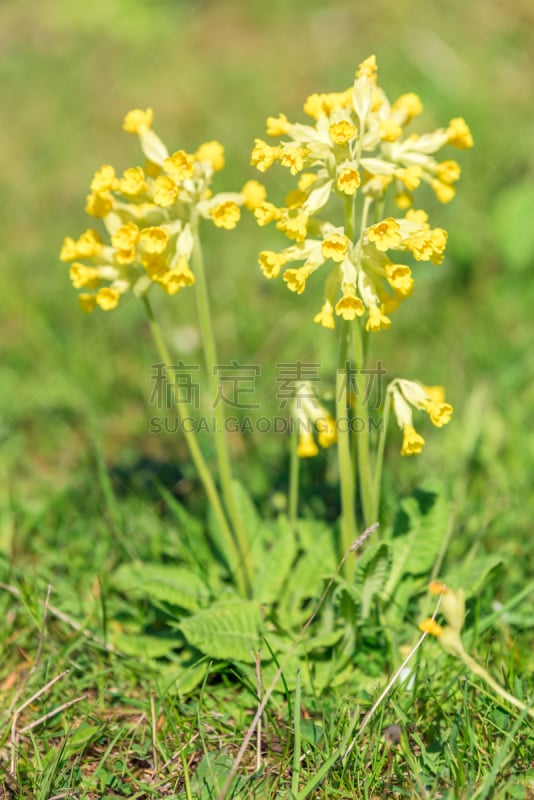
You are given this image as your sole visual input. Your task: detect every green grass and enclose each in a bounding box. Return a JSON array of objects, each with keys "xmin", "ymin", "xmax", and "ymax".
[{"xmin": 1, "ymin": 0, "xmax": 534, "ymax": 796}]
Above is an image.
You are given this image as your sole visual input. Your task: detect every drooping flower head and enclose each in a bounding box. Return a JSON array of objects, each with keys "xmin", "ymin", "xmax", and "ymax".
[
  {"xmin": 252, "ymin": 56, "xmax": 472, "ymax": 330},
  {"xmin": 388, "ymin": 378, "xmax": 453, "ymax": 456},
  {"xmin": 61, "ymin": 110, "xmax": 263, "ymax": 311}
]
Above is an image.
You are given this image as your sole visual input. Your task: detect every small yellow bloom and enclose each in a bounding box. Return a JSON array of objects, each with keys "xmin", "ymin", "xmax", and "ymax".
[
  {"xmin": 335, "ymin": 288, "xmax": 365, "ymax": 320},
  {"xmin": 285, "ymin": 189, "xmax": 306, "ymax": 209},
  {"xmin": 196, "ymin": 140, "xmax": 225, "ymax": 171},
  {"xmin": 277, "ymin": 211, "xmax": 308, "ymax": 242},
  {"xmin": 391, "ymin": 92, "xmax": 423, "ymax": 122},
  {"xmin": 356, "ymin": 54, "xmax": 377, "ymax": 83},
  {"xmin": 159, "ymin": 264, "xmax": 195, "ymax": 295},
  {"xmin": 138, "ymin": 226, "xmax": 169, "ymax": 254},
  {"xmin": 329, "ymin": 120, "xmax": 357, "ymax": 146},
  {"xmin": 279, "ymin": 145, "xmax": 308, "ymax": 175},
  {"xmin": 153, "ymin": 175, "xmax": 179, "ymax": 207},
  {"xmin": 378, "ymin": 119, "xmax": 403, "ymax": 142},
  {"xmin": 395, "ymin": 166, "xmax": 422, "ymax": 191},
  {"xmin": 283, "ymin": 266, "xmax": 312, "ymax": 295},
  {"xmin": 365, "ymin": 304, "xmax": 391, "ymax": 332},
  {"xmin": 85, "ymin": 191, "xmax": 113, "ymax": 218},
  {"xmin": 164, "ymin": 150, "xmax": 195, "ymax": 181},
  {"xmin": 431, "ymin": 179, "xmax": 456, "ymax": 203},
  {"xmin": 96, "ymin": 287, "xmax": 121, "ymax": 311},
  {"xmin": 337, "ymin": 164, "xmax": 361, "ymax": 195},
  {"xmin": 446, "ymin": 117, "xmax": 473, "ymax": 149},
  {"xmin": 313, "ymin": 299, "xmax": 335, "ymax": 329},
  {"xmin": 297, "ymin": 432, "xmax": 319, "ymax": 458},
  {"xmin": 368, "ymin": 218, "xmax": 401, "ymax": 251},
  {"xmin": 321, "ymin": 233, "xmax": 349, "ymax": 263},
  {"xmin": 76, "ymin": 229, "xmax": 103, "ymax": 258},
  {"xmin": 123, "ymin": 107, "xmax": 153, "ymax": 134},
  {"xmin": 210, "ymin": 201, "xmax": 241, "ymax": 230},
  {"xmin": 425, "ymin": 401, "xmax": 453, "ymax": 428},
  {"xmin": 401, "ymin": 424, "xmax": 425, "ymax": 456},
  {"xmin": 69, "ymin": 263, "xmax": 100, "ymax": 289},
  {"xmin": 317, "ymin": 416, "xmax": 337, "ymax": 448},
  {"xmin": 258, "ymin": 250, "xmax": 287, "ymax": 279},
  {"xmin": 251, "ymin": 138, "xmax": 280, "ymax": 172},
  {"xmin": 111, "ymin": 222, "xmax": 140, "ymax": 252},
  {"xmin": 435, "ymin": 160, "xmax": 461, "ymax": 184},
  {"xmin": 419, "ymin": 618, "xmax": 444, "ymax": 637},
  {"xmin": 298, "ymin": 173, "xmax": 318, "ymax": 192},
  {"xmin": 60, "ymin": 237, "xmax": 78, "ymax": 262},
  {"xmin": 405, "ymin": 208, "xmax": 429, "ymax": 225},
  {"xmin": 119, "ymin": 166, "xmax": 146, "ymax": 196},
  {"xmin": 385, "ymin": 264, "xmax": 414, "ymax": 297},
  {"xmin": 78, "ymin": 293, "xmax": 97, "ymax": 313},
  {"xmin": 254, "ymin": 201, "xmax": 282, "ymax": 226},
  {"xmin": 91, "ymin": 165, "xmax": 117, "ymax": 193},
  {"xmin": 241, "ymin": 180, "xmax": 267, "ymax": 211},
  {"xmin": 266, "ymin": 113, "xmax": 290, "ymax": 136}
]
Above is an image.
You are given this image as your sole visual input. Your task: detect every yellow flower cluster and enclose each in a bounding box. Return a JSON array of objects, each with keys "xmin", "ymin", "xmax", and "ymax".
[
  {"xmin": 252, "ymin": 55, "xmax": 473, "ymax": 331},
  {"xmin": 388, "ymin": 379, "xmax": 453, "ymax": 456},
  {"xmin": 61, "ymin": 109, "xmax": 265, "ymax": 311}
]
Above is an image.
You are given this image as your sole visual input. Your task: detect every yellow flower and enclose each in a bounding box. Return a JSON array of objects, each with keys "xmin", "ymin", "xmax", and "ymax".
[
  {"xmin": 164, "ymin": 150, "xmax": 195, "ymax": 181},
  {"xmin": 298, "ymin": 173, "xmax": 318, "ymax": 192},
  {"xmin": 379, "ymin": 119, "xmax": 403, "ymax": 142},
  {"xmin": 435, "ymin": 160, "xmax": 461, "ymax": 184},
  {"xmin": 251, "ymin": 139, "xmax": 280, "ymax": 172},
  {"xmin": 401, "ymin": 424, "xmax": 425, "ymax": 456},
  {"xmin": 241, "ymin": 180, "xmax": 267, "ymax": 210},
  {"xmin": 395, "ymin": 166, "xmax": 422, "ymax": 191},
  {"xmin": 78, "ymin": 293, "xmax": 97, "ymax": 313},
  {"xmin": 335, "ymin": 288, "xmax": 365, "ymax": 320},
  {"xmin": 368, "ymin": 218, "xmax": 401, "ymax": 251},
  {"xmin": 277, "ymin": 210, "xmax": 308, "ymax": 242},
  {"xmin": 356, "ymin": 54, "xmax": 377, "ymax": 82},
  {"xmin": 153, "ymin": 175, "xmax": 179, "ymax": 207},
  {"xmin": 111, "ymin": 222, "xmax": 140, "ymax": 252},
  {"xmin": 395, "ymin": 192, "xmax": 412, "ymax": 210},
  {"xmin": 258, "ymin": 250, "xmax": 287, "ymax": 279},
  {"xmin": 123, "ymin": 107, "xmax": 153, "ymax": 134},
  {"xmin": 91, "ymin": 165, "xmax": 117, "ymax": 193},
  {"xmin": 210, "ymin": 201, "xmax": 241, "ymax": 230},
  {"xmin": 85, "ymin": 191, "xmax": 113, "ymax": 217},
  {"xmin": 385, "ymin": 264, "xmax": 414, "ymax": 297},
  {"xmin": 195, "ymin": 140, "xmax": 225, "ymax": 171},
  {"xmin": 431, "ymin": 179, "xmax": 456, "ymax": 203},
  {"xmin": 329, "ymin": 120, "xmax": 357, "ymax": 146},
  {"xmin": 60, "ymin": 237, "xmax": 78, "ymax": 262},
  {"xmin": 254, "ymin": 201, "xmax": 282, "ymax": 226},
  {"xmin": 119, "ymin": 166, "xmax": 146, "ymax": 196},
  {"xmin": 283, "ymin": 266, "xmax": 312, "ymax": 294},
  {"xmin": 158, "ymin": 263, "xmax": 195, "ymax": 295},
  {"xmin": 365, "ymin": 304, "xmax": 391, "ymax": 332},
  {"xmin": 391, "ymin": 92, "xmax": 423, "ymax": 122},
  {"xmin": 285, "ymin": 189, "xmax": 306, "ymax": 209},
  {"xmin": 138, "ymin": 226, "xmax": 169, "ymax": 254},
  {"xmin": 69, "ymin": 263, "xmax": 100, "ymax": 289},
  {"xmin": 446, "ymin": 117, "xmax": 473, "ymax": 149},
  {"xmin": 317, "ymin": 416, "xmax": 337, "ymax": 447},
  {"xmin": 337, "ymin": 163, "xmax": 361, "ymax": 195},
  {"xmin": 419, "ymin": 618, "xmax": 444, "ymax": 637},
  {"xmin": 96, "ymin": 287, "xmax": 121, "ymax": 311},
  {"xmin": 313, "ymin": 299, "xmax": 335, "ymax": 329},
  {"xmin": 266, "ymin": 113, "xmax": 290, "ymax": 136},
  {"xmin": 424, "ymin": 400, "xmax": 453, "ymax": 427},
  {"xmin": 321, "ymin": 233, "xmax": 349, "ymax": 263},
  {"xmin": 279, "ymin": 144, "xmax": 308, "ymax": 175},
  {"xmin": 297, "ymin": 432, "xmax": 319, "ymax": 458}
]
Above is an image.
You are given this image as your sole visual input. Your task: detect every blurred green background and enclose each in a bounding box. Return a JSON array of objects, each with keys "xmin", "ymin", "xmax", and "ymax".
[{"xmin": 1, "ymin": 0, "xmax": 533, "ymax": 589}]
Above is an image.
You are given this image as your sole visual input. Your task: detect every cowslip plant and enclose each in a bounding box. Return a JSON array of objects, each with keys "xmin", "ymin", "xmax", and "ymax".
[
  {"xmin": 252, "ymin": 54, "xmax": 469, "ymax": 575},
  {"xmin": 59, "ymin": 57, "xmax": 476, "ymax": 694}
]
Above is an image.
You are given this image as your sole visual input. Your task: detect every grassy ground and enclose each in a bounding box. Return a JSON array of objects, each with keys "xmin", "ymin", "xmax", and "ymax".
[{"xmin": 1, "ymin": 0, "xmax": 534, "ymax": 796}]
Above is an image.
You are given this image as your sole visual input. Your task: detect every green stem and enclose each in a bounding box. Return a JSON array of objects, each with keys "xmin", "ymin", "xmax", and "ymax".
[
  {"xmin": 372, "ymin": 391, "xmax": 390, "ymax": 521},
  {"xmin": 142, "ymin": 294, "xmax": 247, "ymax": 596},
  {"xmin": 461, "ymin": 651, "xmax": 534, "ymax": 720},
  {"xmin": 190, "ymin": 225, "xmax": 254, "ymax": 595},
  {"xmin": 288, "ymin": 422, "xmax": 300, "ymax": 533},
  {"xmin": 336, "ymin": 320, "xmax": 356, "ymax": 580},
  {"xmin": 352, "ymin": 319, "xmax": 375, "ymax": 527}
]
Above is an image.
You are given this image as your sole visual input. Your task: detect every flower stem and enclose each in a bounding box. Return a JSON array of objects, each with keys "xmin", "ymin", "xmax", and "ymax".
[
  {"xmin": 142, "ymin": 294, "xmax": 248, "ymax": 597},
  {"xmin": 190, "ymin": 226, "xmax": 254, "ymax": 596},
  {"xmin": 460, "ymin": 651, "xmax": 534, "ymax": 720},
  {"xmin": 336, "ymin": 320, "xmax": 356, "ymax": 580},
  {"xmin": 288, "ymin": 422, "xmax": 300, "ymax": 533},
  {"xmin": 372, "ymin": 389, "xmax": 390, "ymax": 521},
  {"xmin": 352, "ymin": 319, "xmax": 375, "ymax": 527}
]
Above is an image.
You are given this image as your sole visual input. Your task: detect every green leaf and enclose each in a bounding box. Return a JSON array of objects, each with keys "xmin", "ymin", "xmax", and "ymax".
[
  {"xmin": 253, "ymin": 517, "xmax": 298, "ymax": 604},
  {"xmin": 442, "ymin": 554, "xmax": 504, "ymax": 597},
  {"xmin": 493, "ymin": 181, "xmax": 534, "ymax": 271},
  {"xmin": 354, "ymin": 542, "xmax": 391, "ymax": 619},
  {"xmin": 112, "ymin": 561, "xmax": 210, "ymax": 611},
  {"xmin": 112, "ymin": 632, "xmax": 179, "ymax": 658},
  {"xmin": 179, "ymin": 600, "xmax": 262, "ymax": 663}
]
